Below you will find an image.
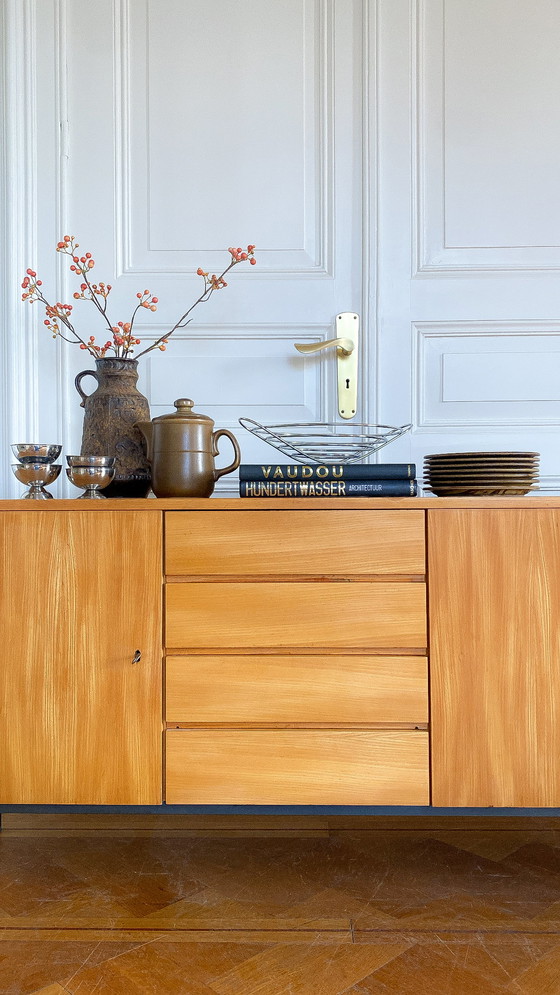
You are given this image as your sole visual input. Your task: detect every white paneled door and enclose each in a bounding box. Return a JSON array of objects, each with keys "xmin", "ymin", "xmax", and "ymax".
[
  {"xmin": 376, "ymin": 0, "xmax": 560, "ymax": 490},
  {"xmin": 4, "ymin": 0, "xmax": 371, "ymax": 496},
  {"xmin": 3, "ymin": 0, "xmax": 560, "ymax": 497}
]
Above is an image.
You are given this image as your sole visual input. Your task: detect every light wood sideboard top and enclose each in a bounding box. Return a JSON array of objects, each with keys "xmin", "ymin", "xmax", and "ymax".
[{"xmin": 0, "ymin": 495, "xmax": 559, "ymax": 511}]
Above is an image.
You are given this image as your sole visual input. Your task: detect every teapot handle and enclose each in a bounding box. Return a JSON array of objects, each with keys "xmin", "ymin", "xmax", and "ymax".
[
  {"xmin": 75, "ymin": 369, "xmax": 99, "ymax": 409},
  {"xmin": 212, "ymin": 429, "xmax": 241, "ymax": 480}
]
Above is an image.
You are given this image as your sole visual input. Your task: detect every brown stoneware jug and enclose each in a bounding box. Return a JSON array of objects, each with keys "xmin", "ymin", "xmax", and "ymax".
[
  {"xmin": 136, "ymin": 398, "xmax": 241, "ymax": 497},
  {"xmin": 75, "ymin": 358, "xmax": 151, "ymax": 498}
]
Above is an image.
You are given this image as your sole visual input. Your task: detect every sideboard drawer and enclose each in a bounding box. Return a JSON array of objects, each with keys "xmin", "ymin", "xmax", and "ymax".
[
  {"xmin": 165, "ymin": 582, "xmax": 427, "ymax": 650},
  {"xmin": 166, "ymin": 654, "xmax": 428, "ymax": 724},
  {"xmin": 165, "ymin": 510, "xmax": 425, "ymax": 576},
  {"xmin": 165, "ymin": 730, "xmax": 429, "ymax": 805}
]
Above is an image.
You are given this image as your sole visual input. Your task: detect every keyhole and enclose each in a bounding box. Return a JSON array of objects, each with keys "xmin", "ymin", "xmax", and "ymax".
[{"xmin": 345, "ymin": 378, "xmax": 350, "ymax": 389}]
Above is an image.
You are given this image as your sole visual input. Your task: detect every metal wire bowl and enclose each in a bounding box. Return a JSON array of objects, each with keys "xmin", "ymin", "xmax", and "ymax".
[{"xmin": 238, "ymin": 418, "xmax": 412, "ymax": 465}]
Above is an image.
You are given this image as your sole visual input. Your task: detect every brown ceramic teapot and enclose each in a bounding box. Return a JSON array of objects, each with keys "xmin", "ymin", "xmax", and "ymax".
[{"xmin": 136, "ymin": 398, "xmax": 241, "ymax": 498}]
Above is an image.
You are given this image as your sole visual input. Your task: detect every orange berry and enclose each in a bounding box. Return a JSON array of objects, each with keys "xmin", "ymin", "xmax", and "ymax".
[{"xmin": 250, "ymin": 257, "xmax": 256, "ymax": 265}]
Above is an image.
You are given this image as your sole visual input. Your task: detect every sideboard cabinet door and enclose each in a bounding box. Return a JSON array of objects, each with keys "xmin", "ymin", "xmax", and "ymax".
[
  {"xmin": 429, "ymin": 509, "xmax": 560, "ymax": 808},
  {"xmin": 0, "ymin": 511, "xmax": 162, "ymax": 805}
]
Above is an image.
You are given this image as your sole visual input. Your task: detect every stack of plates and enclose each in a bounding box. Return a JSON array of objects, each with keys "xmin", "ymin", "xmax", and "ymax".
[{"xmin": 423, "ymin": 451, "xmax": 540, "ymax": 496}]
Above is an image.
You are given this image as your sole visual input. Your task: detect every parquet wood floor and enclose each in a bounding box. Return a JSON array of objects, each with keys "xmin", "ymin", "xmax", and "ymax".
[{"xmin": 2, "ymin": 814, "xmax": 560, "ymax": 993}]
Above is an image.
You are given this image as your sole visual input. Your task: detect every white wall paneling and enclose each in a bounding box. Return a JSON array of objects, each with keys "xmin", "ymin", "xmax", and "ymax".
[
  {"xmin": 50, "ymin": 0, "xmax": 369, "ymax": 494},
  {"xmin": 376, "ymin": 0, "xmax": 560, "ymax": 484},
  {"xmin": 415, "ymin": 0, "xmax": 560, "ymax": 274},
  {"xmin": 3, "ymin": 0, "xmax": 81, "ymax": 497},
  {"xmin": 5, "ymin": 0, "xmax": 366, "ymax": 498},
  {"xmin": 412, "ymin": 322, "xmax": 560, "ymax": 492},
  {"xmin": 1, "ymin": 0, "xmax": 40, "ymax": 496},
  {"xmin": 6, "ymin": 0, "xmax": 560, "ymax": 498},
  {"xmin": 121, "ymin": 0, "xmax": 333, "ymax": 276},
  {"xmin": 415, "ymin": 322, "xmax": 560, "ymax": 427}
]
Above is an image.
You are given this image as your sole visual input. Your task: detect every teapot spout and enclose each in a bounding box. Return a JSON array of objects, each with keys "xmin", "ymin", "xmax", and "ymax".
[{"xmin": 135, "ymin": 421, "xmax": 153, "ymax": 460}]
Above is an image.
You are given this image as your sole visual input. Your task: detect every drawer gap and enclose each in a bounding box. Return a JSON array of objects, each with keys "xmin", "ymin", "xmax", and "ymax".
[
  {"xmin": 166, "ymin": 722, "xmax": 429, "ymax": 731},
  {"xmin": 165, "ymin": 646, "xmax": 428, "ymax": 656},
  {"xmin": 166, "ymin": 574, "xmax": 426, "ymax": 584}
]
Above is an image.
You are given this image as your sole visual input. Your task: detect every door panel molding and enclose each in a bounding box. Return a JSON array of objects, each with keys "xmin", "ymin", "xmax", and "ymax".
[{"xmin": 414, "ymin": 0, "xmax": 560, "ymax": 274}]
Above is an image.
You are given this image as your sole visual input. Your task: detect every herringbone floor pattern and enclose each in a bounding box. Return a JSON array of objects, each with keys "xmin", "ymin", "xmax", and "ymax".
[{"xmin": 2, "ymin": 814, "xmax": 560, "ymax": 993}]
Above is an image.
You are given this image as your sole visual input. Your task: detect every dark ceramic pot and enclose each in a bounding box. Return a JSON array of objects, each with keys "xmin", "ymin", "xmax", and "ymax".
[{"xmin": 75, "ymin": 358, "xmax": 151, "ymax": 497}]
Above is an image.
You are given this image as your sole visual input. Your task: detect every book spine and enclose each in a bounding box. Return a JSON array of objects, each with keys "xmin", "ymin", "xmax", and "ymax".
[
  {"xmin": 238, "ymin": 463, "xmax": 416, "ymax": 481},
  {"xmin": 239, "ymin": 479, "xmax": 418, "ymax": 497}
]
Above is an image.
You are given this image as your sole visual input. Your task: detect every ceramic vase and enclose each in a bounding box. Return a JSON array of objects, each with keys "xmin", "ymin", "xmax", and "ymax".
[{"xmin": 74, "ymin": 358, "xmax": 151, "ymax": 497}]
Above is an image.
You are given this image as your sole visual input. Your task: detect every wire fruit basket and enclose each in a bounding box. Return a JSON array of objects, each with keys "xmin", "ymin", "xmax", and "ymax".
[{"xmin": 238, "ymin": 418, "xmax": 412, "ymax": 465}]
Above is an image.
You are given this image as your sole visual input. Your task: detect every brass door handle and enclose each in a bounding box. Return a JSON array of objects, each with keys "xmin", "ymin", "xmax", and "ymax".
[
  {"xmin": 131, "ymin": 649, "xmax": 141, "ymax": 664},
  {"xmin": 294, "ymin": 337, "xmax": 354, "ymax": 357},
  {"xmin": 294, "ymin": 313, "xmax": 359, "ymax": 419}
]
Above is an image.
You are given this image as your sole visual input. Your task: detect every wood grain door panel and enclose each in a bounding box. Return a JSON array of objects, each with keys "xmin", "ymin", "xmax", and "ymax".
[
  {"xmin": 429, "ymin": 509, "xmax": 560, "ymax": 807},
  {"xmin": 0, "ymin": 511, "xmax": 163, "ymax": 805}
]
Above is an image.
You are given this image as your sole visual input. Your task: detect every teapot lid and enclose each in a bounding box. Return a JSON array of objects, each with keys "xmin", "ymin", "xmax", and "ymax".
[{"xmin": 152, "ymin": 398, "xmax": 214, "ymax": 426}]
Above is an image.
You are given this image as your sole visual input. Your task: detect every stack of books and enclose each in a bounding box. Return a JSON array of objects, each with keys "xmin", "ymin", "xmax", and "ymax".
[{"xmin": 239, "ymin": 463, "xmax": 418, "ymax": 497}]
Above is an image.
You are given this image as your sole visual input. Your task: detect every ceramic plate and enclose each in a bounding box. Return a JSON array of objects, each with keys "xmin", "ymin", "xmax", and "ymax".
[
  {"xmin": 425, "ymin": 451, "xmax": 540, "ymax": 460},
  {"xmin": 424, "ymin": 486, "xmax": 537, "ymax": 496},
  {"xmin": 424, "ymin": 471, "xmax": 539, "ymax": 481}
]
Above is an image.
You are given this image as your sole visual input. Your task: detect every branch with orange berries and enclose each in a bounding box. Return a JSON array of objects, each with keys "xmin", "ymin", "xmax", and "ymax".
[{"xmin": 21, "ymin": 237, "xmax": 256, "ymax": 360}]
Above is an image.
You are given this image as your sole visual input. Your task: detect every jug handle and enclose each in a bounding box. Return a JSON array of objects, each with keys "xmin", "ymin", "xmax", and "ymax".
[
  {"xmin": 212, "ymin": 429, "xmax": 241, "ymax": 480},
  {"xmin": 75, "ymin": 369, "xmax": 99, "ymax": 409}
]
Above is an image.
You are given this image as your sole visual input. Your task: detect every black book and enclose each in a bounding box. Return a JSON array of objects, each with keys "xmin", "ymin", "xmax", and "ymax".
[
  {"xmin": 238, "ymin": 462, "xmax": 416, "ymax": 481},
  {"xmin": 239, "ymin": 478, "xmax": 418, "ymax": 497}
]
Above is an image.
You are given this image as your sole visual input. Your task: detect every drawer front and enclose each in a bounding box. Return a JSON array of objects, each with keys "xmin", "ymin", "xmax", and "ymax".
[
  {"xmin": 166, "ymin": 655, "xmax": 428, "ymax": 724},
  {"xmin": 165, "ymin": 730, "xmax": 429, "ymax": 805},
  {"xmin": 166, "ymin": 582, "xmax": 427, "ymax": 650},
  {"xmin": 165, "ymin": 510, "xmax": 425, "ymax": 576}
]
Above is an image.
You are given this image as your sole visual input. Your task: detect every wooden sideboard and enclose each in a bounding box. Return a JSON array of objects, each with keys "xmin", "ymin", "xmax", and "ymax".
[{"xmin": 1, "ymin": 496, "xmax": 560, "ymax": 810}]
